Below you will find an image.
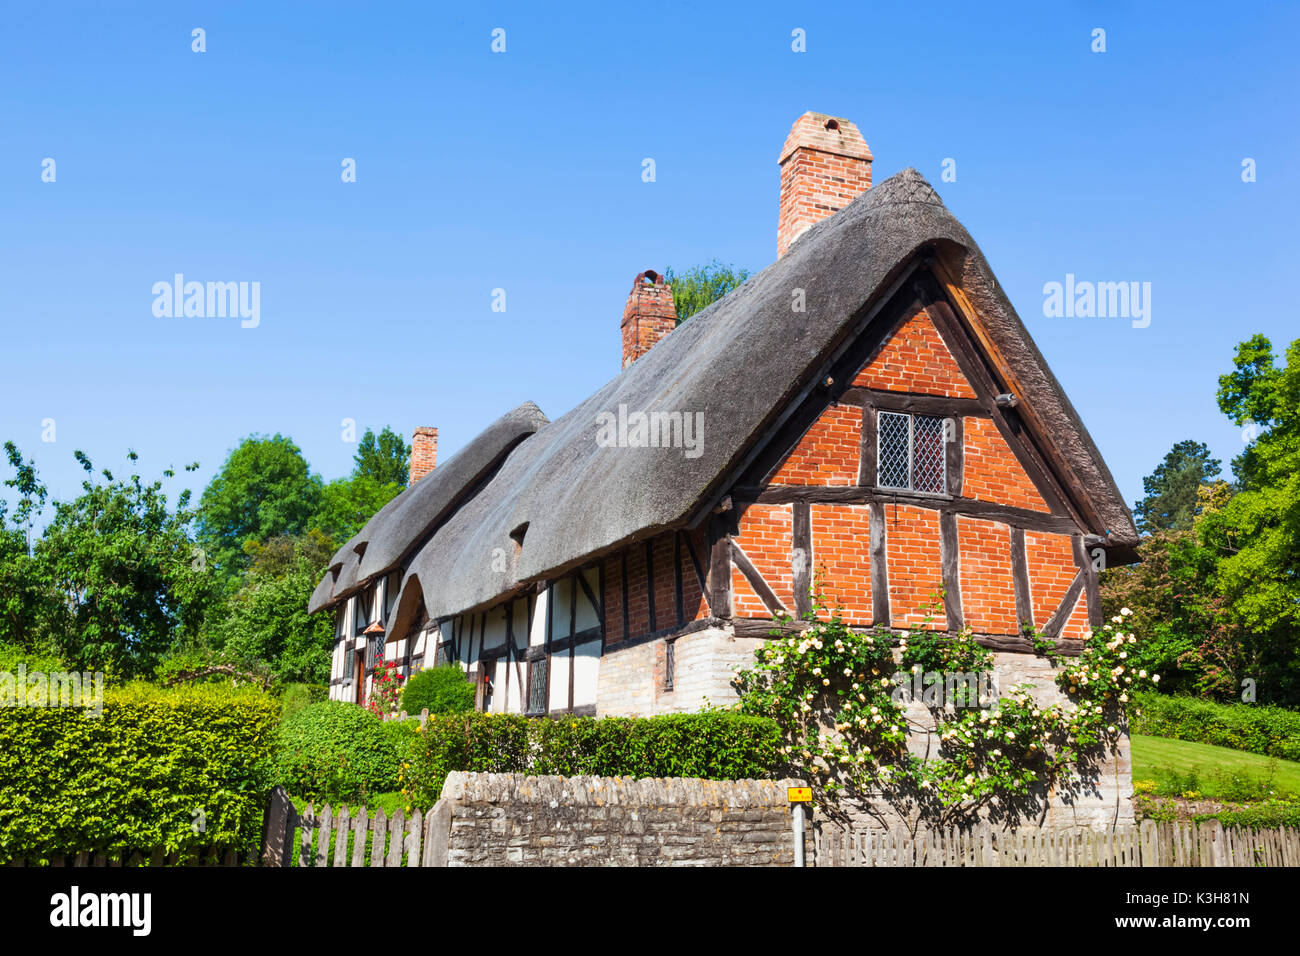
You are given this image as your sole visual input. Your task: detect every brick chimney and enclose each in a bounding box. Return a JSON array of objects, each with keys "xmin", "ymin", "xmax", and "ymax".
[
  {"xmin": 777, "ymin": 112, "xmax": 873, "ymax": 257},
  {"xmin": 409, "ymin": 426, "xmax": 438, "ymax": 485},
  {"xmin": 620, "ymin": 270, "xmax": 677, "ymax": 369}
]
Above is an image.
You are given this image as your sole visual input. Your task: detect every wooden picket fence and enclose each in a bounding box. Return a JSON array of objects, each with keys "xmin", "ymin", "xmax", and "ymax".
[
  {"xmin": 815, "ymin": 819, "xmax": 1300, "ymax": 867},
  {"xmin": 261, "ymin": 787, "xmax": 439, "ymax": 867}
]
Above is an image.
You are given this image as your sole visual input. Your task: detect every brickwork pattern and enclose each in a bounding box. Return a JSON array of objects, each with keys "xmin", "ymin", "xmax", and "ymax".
[
  {"xmin": 731, "ymin": 504, "xmax": 794, "ymax": 617},
  {"xmin": 854, "ymin": 311, "xmax": 976, "ymax": 398},
  {"xmin": 962, "ymin": 416, "xmax": 1049, "ymax": 512},
  {"xmin": 766, "ymin": 404, "xmax": 861, "ymax": 486},
  {"xmin": 883, "ymin": 504, "xmax": 945, "ymax": 629},
  {"xmin": 777, "ymin": 113, "xmax": 872, "ymax": 257},
  {"xmin": 809, "ymin": 503, "xmax": 873, "ymax": 624},
  {"xmin": 409, "ymin": 426, "xmax": 438, "ymax": 485},
  {"xmin": 956, "ymin": 516, "xmax": 1018, "ymax": 635},
  {"xmin": 621, "ymin": 273, "xmax": 677, "ymax": 368},
  {"xmin": 1025, "ymin": 531, "xmax": 1079, "ymax": 629}
]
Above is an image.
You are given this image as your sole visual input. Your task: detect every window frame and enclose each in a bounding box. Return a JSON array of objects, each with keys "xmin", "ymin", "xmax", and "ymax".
[{"xmin": 876, "ymin": 410, "xmax": 948, "ymax": 496}]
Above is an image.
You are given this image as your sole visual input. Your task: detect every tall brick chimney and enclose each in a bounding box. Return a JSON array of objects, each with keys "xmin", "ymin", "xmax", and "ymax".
[
  {"xmin": 409, "ymin": 426, "xmax": 438, "ymax": 485},
  {"xmin": 777, "ymin": 112, "xmax": 873, "ymax": 257},
  {"xmin": 620, "ymin": 270, "xmax": 677, "ymax": 369}
]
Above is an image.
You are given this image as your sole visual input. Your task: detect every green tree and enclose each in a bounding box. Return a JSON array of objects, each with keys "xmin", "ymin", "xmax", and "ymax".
[
  {"xmin": 0, "ymin": 444, "xmax": 53, "ymax": 649},
  {"xmin": 311, "ymin": 474, "xmax": 403, "ymax": 545},
  {"xmin": 197, "ymin": 434, "xmax": 322, "ymax": 584},
  {"xmin": 1133, "ymin": 440, "xmax": 1223, "ymax": 533},
  {"xmin": 353, "ymin": 426, "xmax": 410, "ymax": 488},
  {"xmin": 664, "ymin": 260, "xmax": 751, "ymax": 324},
  {"xmin": 208, "ymin": 532, "xmax": 335, "ymax": 684},
  {"xmin": 30, "ymin": 449, "xmax": 213, "ymax": 677},
  {"xmin": 1199, "ymin": 334, "xmax": 1300, "ymax": 704}
]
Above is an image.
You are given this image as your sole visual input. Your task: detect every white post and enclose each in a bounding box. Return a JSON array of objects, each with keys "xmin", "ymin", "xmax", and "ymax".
[{"xmin": 793, "ymin": 802, "xmax": 806, "ymax": 867}]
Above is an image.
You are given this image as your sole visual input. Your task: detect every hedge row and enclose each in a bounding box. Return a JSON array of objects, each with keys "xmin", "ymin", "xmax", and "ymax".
[
  {"xmin": 1129, "ymin": 692, "xmax": 1300, "ymax": 762},
  {"xmin": 0, "ymin": 683, "xmax": 279, "ymax": 863},
  {"xmin": 404, "ymin": 711, "xmax": 782, "ymax": 805},
  {"xmin": 1193, "ymin": 801, "xmax": 1300, "ymax": 829}
]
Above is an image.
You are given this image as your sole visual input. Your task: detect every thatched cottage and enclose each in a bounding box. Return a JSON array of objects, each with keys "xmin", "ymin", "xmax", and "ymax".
[{"xmin": 309, "ymin": 112, "xmax": 1139, "ymax": 736}]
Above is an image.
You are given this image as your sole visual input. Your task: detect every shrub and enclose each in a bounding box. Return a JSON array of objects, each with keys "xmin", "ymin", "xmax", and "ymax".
[
  {"xmin": 404, "ymin": 711, "xmax": 781, "ymax": 806},
  {"xmin": 274, "ymin": 701, "xmax": 401, "ymax": 803},
  {"xmin": 1194, "ymin": 801, "xmax": 1300, "ymax": 829},
  {"xmin": 0, "ymin": 682, "xmax": 279, "ymax": 863},
  {"xmin": 0, "ymin": 643, "xmax": 69, "ymax": 675},
  {"xmin": 1129, "ymin": 692, "xmax": 1300, "ymax": 761},
  {"xmin": 400, "ymin": 665, "xmax": 475, "ymax": 717},
  {"xmin": 280, "ymin": 682, "xmax": 329, "ymax": 722}
]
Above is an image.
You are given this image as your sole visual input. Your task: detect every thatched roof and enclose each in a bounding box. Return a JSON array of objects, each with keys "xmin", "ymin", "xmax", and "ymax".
[{"xmin": 311, "ymin": 168, "xmax": 1138, "ymax": 622}]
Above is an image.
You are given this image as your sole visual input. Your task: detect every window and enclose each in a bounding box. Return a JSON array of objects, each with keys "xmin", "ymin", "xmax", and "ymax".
[
  {"xmin": 664, "ymin": 639, "xmax": 675, "ymax": 692},
  {"xmin": 525, "ymin": 657, "xmax": 548, "ymax": 716},
  {"xmin": 878, "ymin": 411, "xmax": 946, "ymax": 494}
]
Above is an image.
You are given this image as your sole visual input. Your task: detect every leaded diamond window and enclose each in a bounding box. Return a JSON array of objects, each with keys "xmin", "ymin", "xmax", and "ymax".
[
  {"xmin": 877, "ymin": 411, "xmax": 947, "ymax": 494},
  {"xmin": 526, "ymin": 657, "xmax": 549, "ymax": 716}
]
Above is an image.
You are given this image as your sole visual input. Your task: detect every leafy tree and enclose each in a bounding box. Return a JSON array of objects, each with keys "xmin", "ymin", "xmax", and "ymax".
[
  {"xmin": 311, "ymin": 474, "xmax": 403, "ymax": 546},
  {"xmin": 208, "ymin": 532, "xmax": 335, "ymax": 684},
  {"xmin": 197, "ymin": 434, "xmax": 322, "ymax": 584},
  {"xmin": 1133, "ymin": 440, "xmax": 1223, "ymax": 533},
  {"xmin": 0, "ymin": 444, "xmax": 53, "ymax": 649},
  {"xmin": 29, "ymin": 449, "xmax": 213, "ymax": 677},
  {"xmin": 1199, "ymin": 335, "xmax": 1300, "ymax": 704},
  {"xmin": 664, "ymin": 260, "xmax": 751, "ymax": 324},
  {"xmin": 353, "ymin": 427, "xmax": 410, "ymax": 488}
]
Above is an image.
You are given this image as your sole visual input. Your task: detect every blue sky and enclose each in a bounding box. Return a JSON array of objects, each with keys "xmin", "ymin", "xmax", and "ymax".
[{"xmin": 2, "ymin": 1, "xmax": 1297, "ymax": 521}]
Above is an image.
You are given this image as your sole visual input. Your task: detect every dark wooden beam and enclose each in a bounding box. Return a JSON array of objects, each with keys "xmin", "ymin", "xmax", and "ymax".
[
  {"xmin": 706, "ymin": 515, "xmax": 733, "ymax": 619},
  {"xmin": 682, "ymin": 530, "xmax": 707, "ymax": 598},
  {"xmin": 859, "ymin": 402, "xmax": 877, "ymax": 488},
  {"xmin": 730, "ymin": 540, "xmax": 787, "ymax": 615},
  {"xmin": 945, "ymin": 413, "xmax": 964, "ymax": 497},
  {"xmin": 645, "ymin": 540, "xmax": 656, "ymax": 634},
  {"xmin": 621, "ymin": 551, "xmax": 630, "ymax": 644},
  {"xmin": 569, "ymin": 576, "xmax": 577, "ymax": 712},
  {"xmin": 939, "ymin": 511, "xmax": 963, "ymax": 632},
  {"xmin": 792, "ymin": 500, "xmax": 811, "ymax": 619},
  {"xmin": 576, "ymin": 568, "xmax": 602, "ymax": 624},
  {"xmin": 840, "ymin": 388, "xmax": 987, "ymax": 418},
  {"xmin": 733, "ymin": 484, "xmax": 1080, "ymax": 535},
  {"xmin": 869, "ymin": 501, "xmax": 891, "ymax": 626},
  {"xmin": 1010, "ymin": 527, "xmax": 1034, "ymax": 633},
  {"xmin": 1073, "ymin": 533, "xmax": 1103, "ymax": 627},
  {"xmin": 673, "ymin": 530, "xmax": 685, "ymax": 629}
]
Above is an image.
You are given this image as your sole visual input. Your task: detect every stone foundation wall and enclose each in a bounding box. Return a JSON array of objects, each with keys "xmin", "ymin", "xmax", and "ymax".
[
  {"xmin": 595, "ymin": 625, "xmax": 766, "ymax": 716},
  {"xmin": 428, "ymin": 771, "xmax": 803, "ymax": 866}
]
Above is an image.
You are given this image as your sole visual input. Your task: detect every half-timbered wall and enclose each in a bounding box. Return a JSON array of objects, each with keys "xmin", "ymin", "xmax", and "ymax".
[{"xmin": 724, "ymin": 286, "xmax": 1100, "ymax": 648}]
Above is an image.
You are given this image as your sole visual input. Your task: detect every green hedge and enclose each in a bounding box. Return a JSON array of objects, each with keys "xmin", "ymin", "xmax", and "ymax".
[
  {"xmin": 404, "ymin": 711, "xmax": 781, "ymax": 805},
  {"xmin": 280, "ymin": 682, "xmax": 330, "ymax": 721},
  {"xmin": 274, "ymin": 701, "xmax": 402, "ymax": 803},
  {"xmin": 1193, "ymin": 801, "xmax": 1300, "ymax": 829},
  {"xmin": 1129, "ymin": 692, "xmax": 1300, "ymax": 762},
  {"xmin": 0, "ymin": 683, "xmax": 279, "ymax": 864},
  {"xmin": 400, "ymin": 664, "xmax": 475, "ymax": 717}
]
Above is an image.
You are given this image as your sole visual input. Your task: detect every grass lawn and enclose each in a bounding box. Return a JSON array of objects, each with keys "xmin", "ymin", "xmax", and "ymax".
[{"xmin": 1131, "ymin": 733, "xmax": 1300, "ymax": 799}]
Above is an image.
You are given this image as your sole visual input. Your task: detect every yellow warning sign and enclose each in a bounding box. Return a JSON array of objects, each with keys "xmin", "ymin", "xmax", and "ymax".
[{"xmin": 787, "ymin": 787, "xmax": 812, "ymax": 803}]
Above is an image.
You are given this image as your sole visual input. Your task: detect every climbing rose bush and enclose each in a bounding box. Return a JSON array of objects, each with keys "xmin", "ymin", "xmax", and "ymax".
[{"xmin": 734, "ymin": 601, "xmax": 1155, "ymax": 826}]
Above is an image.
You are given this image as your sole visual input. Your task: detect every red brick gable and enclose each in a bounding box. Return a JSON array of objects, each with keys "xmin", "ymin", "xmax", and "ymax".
[
  {"xmin": 854, "ymin": 310, "xmax": 976, "ymax": 398},
  {"xmin": 765, "ymin": 404, "xmax": 860, "ymax": 485},
  {"xmin": 963, "ymin": 417, "xmax": 1049, "ymax": 513}
]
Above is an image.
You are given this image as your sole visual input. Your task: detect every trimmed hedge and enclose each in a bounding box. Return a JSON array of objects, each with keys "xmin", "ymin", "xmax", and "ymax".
[
  {"xmin": 1193, "ymin": 801, "xmax": 1300, "ymax": 829},
  {"xmin": 404, "ymin": 711, "xmax": 781, "ymax": 805},
  {"xmin": 1130, "ymin": 692, "xmax": 1300, "ymax": 762},
  {"xmin": 280, "ymin": 682, "xmax": 330, "ymax": 721},
  {"xmin": 400, "ymin": 664, "xmax": 475, "ymax": 717},
  {"xmin": 0, "ymin": 683, "xmax": 279, "ymax": 864},
  {"xmin": 274, "ymin": 701, "xmax": 401, "ymax": 803}
]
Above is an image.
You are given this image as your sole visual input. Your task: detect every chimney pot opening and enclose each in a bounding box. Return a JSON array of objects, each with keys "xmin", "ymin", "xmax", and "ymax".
[{"xmin": 824, "ymin": 119, "xmax": 839, "ymax": 131}]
